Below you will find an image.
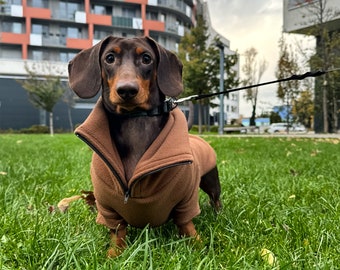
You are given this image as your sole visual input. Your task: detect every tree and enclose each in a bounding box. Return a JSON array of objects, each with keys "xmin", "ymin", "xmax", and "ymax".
[
  {"xmin": 178, "ymin": 16, "xmax": 238, "ymax": 133},
  {"xmin": 19, "ymin": 62, "xmax": 66, "ymax": 136},
  {"xmin": 242, "ymin": 47, "xmax": 268, "ymax": 126},
  {"xmin": 276, "ymin": 35, "xmax": 300, "ymax": 131},
  {"xmin": 292, "ymin": 90, "xmax": 314, "ymax": 129}
]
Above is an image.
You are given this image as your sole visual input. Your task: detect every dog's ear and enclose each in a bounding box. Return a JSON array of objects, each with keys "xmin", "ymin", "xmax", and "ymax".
[
  {"xmin": 145, "ymin": 37, "xmax": 183, "ymax": 97},
  {"xmin": 68, "ymin": 36, "xmax": 114, "ymax": 98}
]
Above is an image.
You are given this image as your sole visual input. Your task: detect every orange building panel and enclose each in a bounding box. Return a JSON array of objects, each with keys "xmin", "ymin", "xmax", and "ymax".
[
  {"xmin": 125, "ymin": 0, "xmax": 147, "ymax": 4},
  {"xmin": 1, "ymin": 32, "xmax": 29, "ymax": 45},
  {"xmin": 66, "ymin": 38, "xmax": 92, "ymax": 50},
  {"xmin": 144, "ymin": 20, "xmax": 165, "ymax": 32},
  {"xmin": 87, "ymin": 14, "xmax": 112, "ymax": 26},
  {"xmin": 25, "ymin": 7, "xmax": 51, "ymax": 19}
]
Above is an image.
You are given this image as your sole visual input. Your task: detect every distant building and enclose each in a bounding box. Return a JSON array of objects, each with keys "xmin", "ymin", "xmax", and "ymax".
[
  {"xmin": 202, "ymin": 1, "xmax": 239, "ymax": 125},
  {"xmin": 283, "ymin": 0, "xmax": 340, "ymax": 132},
  {"xmin": 242, "ymin": 117, "xmax": 270, "ymax": 127}
]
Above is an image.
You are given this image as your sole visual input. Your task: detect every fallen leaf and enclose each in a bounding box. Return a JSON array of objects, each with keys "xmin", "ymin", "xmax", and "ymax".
[
  {"xmin": 282, "ymin": 223, "xmax": 290, "ymax": 232},
  {"xmin": 311, "ymin": 149, "xmax": 321, "ymax": 156},
  {"xmin": 260, "ymin": 248, "xmax": 279, "ymax": 267},
  {"xmin": 57, "ymin": 195, "xmax": 82, "ymax": 213},
  {"xmin": 0, "ymin": 171, "xmax": 7, "ymax": 176},
  {"xmin": 303, "ymin": 238, "xmax": 309, "ymax": 246}
]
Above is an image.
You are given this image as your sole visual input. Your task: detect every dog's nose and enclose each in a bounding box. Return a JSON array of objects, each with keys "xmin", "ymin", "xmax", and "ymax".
[{"xmin": 117, "ymin": 82, "xmax": 139, "ymax": 100}]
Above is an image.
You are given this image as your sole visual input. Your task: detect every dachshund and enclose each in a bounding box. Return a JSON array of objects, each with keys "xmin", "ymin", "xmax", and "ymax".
[{"xmin": 68, "ymin": 36, "xmax": 221, "ymax": 257}]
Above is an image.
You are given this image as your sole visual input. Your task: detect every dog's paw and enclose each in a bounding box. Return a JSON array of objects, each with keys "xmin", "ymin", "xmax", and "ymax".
[{"xmin": 107, "ymin": 246, "xmax": 124, "ymax": 258}]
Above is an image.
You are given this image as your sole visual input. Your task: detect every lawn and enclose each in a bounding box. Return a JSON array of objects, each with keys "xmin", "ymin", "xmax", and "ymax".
[{"xmin": 0, "ymin": 134, "xmax": 339, "ymax": 269}]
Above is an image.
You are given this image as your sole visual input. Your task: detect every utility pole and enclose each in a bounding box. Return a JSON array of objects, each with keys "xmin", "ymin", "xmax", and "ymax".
[{"xmin": 216, "ymin": 41, "xmax": 224, "ymax": 135}]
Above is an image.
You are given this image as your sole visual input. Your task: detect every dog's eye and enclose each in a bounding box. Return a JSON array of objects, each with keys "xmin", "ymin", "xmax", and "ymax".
[
  {"xmin": 105, "ymin": 53, "xmax": 115, "ymax": 64},
  {"xmin": 141, "ymin": 53, "xmax": 152, "ymax": 65}
]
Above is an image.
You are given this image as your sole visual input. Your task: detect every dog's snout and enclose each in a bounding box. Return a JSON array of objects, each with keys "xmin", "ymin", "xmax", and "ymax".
[{"xmin": 117, "ymin": 82, "xmax": 139, "ymax": 100}]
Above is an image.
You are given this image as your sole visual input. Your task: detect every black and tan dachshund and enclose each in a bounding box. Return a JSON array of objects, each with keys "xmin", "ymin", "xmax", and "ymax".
[{"xmin": 68, "ymin": 36, "xmax": 221, "ymax": 257}]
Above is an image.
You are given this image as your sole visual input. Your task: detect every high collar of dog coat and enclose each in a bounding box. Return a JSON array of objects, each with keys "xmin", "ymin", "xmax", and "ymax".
[{"xmin": 74, "ymin": 98, "xmax": 194, "ymax": 184}]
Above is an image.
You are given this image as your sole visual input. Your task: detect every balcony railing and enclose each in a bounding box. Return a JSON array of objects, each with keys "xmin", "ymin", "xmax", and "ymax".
[{"xmin": 156, "ymin": 0, "xmax": 191, "ymax": 17}]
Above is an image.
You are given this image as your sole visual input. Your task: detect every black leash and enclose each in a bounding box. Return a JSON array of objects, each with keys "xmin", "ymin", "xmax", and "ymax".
[{"xmin": 173, "ymin": 68, "xmax": 340, "ymax": 104}]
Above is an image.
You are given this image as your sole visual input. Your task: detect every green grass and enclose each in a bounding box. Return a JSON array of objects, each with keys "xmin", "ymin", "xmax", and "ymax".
[{"xmin": 0, "ymin": 134, "xmax": 339, "ymax": 269}]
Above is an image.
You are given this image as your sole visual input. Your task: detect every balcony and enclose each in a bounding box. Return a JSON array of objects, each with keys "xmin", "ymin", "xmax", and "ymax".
[
  {"xmin": 165, "ymin": 23, "xmax": 185, "ymax": 36},
  {"xmin": 112, "ymin": 17, "xmax": 142, "ymax": 29},
  {"xmin": 51, "ymin": 10, "xmax": 86, "ymax": 23},
  {"xmin": 150, "ymin": 0, "xmax": 191, "ymax": 18},
  {"xmin": 0, "ymin": 4, "xmax": 23, "ymax": 17}
]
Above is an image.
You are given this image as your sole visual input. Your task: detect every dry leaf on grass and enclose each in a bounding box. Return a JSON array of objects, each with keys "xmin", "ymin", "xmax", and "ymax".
[
  {"xmin": 311, "ymin": 149, "xmax": 321, "ymax": 156},
  {"xmin": 260, "ymin": 248, "xmax": 279, "ymax": 267},
  {"xmin": 56, "ymin": 191, "xmax": 96, "ymax": 213},
  {"xmin": 57, "ymin": 195, "xmax": 83, "ymax": 213}
]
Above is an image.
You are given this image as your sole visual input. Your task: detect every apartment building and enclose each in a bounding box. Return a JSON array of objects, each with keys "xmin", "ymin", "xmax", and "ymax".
[
  {"xmin": 0, "ymin": 0, "xmax": 239, "ymax": 130},
  {"xmin": 0, "ymin": 0, "xmax": 193, "ymax": 61}
]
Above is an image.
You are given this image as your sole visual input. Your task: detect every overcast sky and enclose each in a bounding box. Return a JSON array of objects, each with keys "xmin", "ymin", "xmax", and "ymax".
[{"xmin": 207, "ymin": 0, "xmax": 284, "ymax": 117}]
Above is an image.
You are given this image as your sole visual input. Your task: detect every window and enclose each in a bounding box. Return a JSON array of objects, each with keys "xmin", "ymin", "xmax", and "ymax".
[
  {"xmin": 12, "ymin": 22, "xmax": 22, "ymax": 33},
  {"xmin": 30, "ymin": 0, "xmax": 47, "ymax": 8},
  {"xmin": 59, "ymin": 1, "xmax": 80, "ymax": 20},
  {"xmin": 9, "ymin": 0, "xmax": 22, "ymax": 5},
  {"xmin": 147, "ymin": 11, "xmax": 158, "ymax": 20},
  {"xmin": 2, "ymin": 21, "xmax": 22, "ymax": 33},
  {"xmin": 122, "ymin": 7, "xmax": 135, "ymax": 17},
  {"xmin": 32, "ymin": 50, "xmax": 43, "ymax": 60},
  {"xmin": 32, "ymin": 24, "xmax": 42, "ymax": 34},
  {"xmin": 92, "ymin": 5, "xmax": 105, "ymax": 15},
  {"xmin": 67, "ymin": 27, "xmax": 80, "ymax": 38},
  {"xmin": 60, "ymin": 52, "xmax": 76, "ymax": 62},
  {"xmin": 0, "ymin": 45, "xmax": 22, "ymax": 58}
]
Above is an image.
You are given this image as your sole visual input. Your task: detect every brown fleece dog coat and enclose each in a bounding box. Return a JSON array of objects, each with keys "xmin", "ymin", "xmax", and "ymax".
[{"xmin": 75, "ymin": 99, "xmax": 217, "ymax": 231}]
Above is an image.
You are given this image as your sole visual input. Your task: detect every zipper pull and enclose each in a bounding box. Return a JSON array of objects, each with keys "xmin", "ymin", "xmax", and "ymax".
[{"xmin": 124, "ymin": 191, "xmax": 130, "ymax": 204}]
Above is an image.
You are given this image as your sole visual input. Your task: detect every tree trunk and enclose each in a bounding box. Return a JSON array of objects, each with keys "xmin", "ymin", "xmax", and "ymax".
[
  {"xmin": 333, "ymin": 99, "xmax": 338, "ymax": 133},
  {"xmin": 323, "ymin": 80, "xmax": 328, "ymax": 133},
  {"xmin": 49, "ymin": 112, "xmax": 54, "ymax": 136},
  {"xmin": 250, "ymin": 105, "xmax": 256, "ymax": 126},
  {"xmin": 198, "ymin": 101, "xmax": 203, "ymax": 134},
  {"xmin": 67, "ymin": 106, "xmax": 73, "ymax": 132}
]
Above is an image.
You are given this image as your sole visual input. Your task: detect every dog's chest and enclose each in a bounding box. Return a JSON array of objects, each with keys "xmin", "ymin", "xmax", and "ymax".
[{"xmin": 110, "ymin": 116, "xmax": 166, "ymax": 181}]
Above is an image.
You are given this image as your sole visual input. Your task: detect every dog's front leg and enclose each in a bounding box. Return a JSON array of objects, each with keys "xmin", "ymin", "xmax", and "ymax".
[
  {"xmin": 177, "ymin": 221, "xmax": 200, "ymax": 241},
  {"xmin": 107, "ymin": 227, "xmax": 127, "ymax": 258}
]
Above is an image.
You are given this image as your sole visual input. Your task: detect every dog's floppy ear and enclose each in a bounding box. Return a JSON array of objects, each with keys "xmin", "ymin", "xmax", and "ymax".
[
  {"xmin": 68, "ymin": 36, "xmax": 113, "ymax": 98},
  {"xmin": 145, "ymin": 37, "xmax": 183, "ymax": 97}
]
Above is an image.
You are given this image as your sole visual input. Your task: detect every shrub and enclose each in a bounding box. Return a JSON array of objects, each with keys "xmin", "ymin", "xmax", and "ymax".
[{"xmin": 19, "ymin": 125, "xmax": 49, "ymax": 134}]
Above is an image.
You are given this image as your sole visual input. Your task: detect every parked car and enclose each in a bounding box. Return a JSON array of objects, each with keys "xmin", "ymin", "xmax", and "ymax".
[
  {"xmin": 267, "ymin": 123, "xmax": 307, "ymax": 133},
  {"xmin": 267, "ymin": 123, "xmax": 291, "ymax": 133},
  {"xmin": 292, "ymin": 123, "xmax": 307, "ymax": 132}
]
